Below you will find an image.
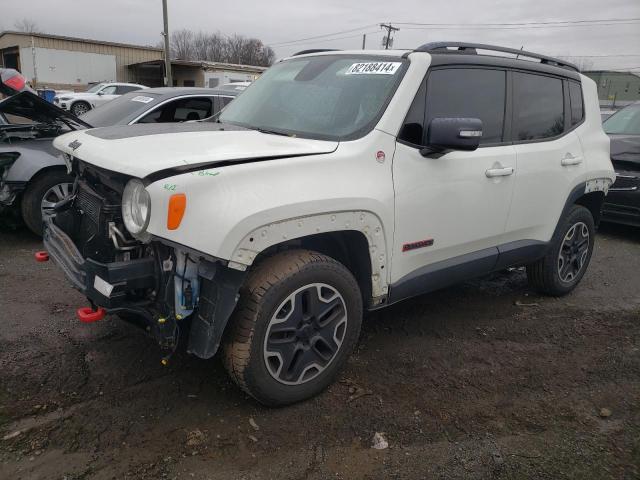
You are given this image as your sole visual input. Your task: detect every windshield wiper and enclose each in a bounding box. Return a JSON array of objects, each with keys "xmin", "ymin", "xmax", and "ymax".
[{"xmin": 255, "ymin": 127, "xmax": 293, "ymax": 137}]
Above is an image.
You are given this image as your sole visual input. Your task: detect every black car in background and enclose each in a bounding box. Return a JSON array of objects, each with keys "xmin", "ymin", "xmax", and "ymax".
[{"xmin": 602, "ymin": 102, "xmax": 640, "ymax": 227}]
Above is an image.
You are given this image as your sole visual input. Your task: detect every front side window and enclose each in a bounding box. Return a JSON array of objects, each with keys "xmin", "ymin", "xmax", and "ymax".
[
  {"xmin": 513, "ymin": 73, "xmax": 565, "ymax": 141},
  {"xmin": 86, "ymin": 83, "xmax": 106, "ymax": 93},
  {"xmin": 219, "ymin": 55, "xmax": 407, "ymax": 141},
  {"xmin": 603, "ymin": 104, "xmax": 640, "ymax": 135},
  {"xmin": 424, "ymin": 68, "xmax": 506, "ymax": 145},
  {"xmin": 100, "ymin": 85, "xmax": 117, "ymax": 95}
]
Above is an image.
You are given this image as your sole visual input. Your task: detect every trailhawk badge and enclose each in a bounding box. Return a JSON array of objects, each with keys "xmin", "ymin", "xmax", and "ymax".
[{"xmin": 68, "ymin": 139, "xmax": 82, "ymax": 151}]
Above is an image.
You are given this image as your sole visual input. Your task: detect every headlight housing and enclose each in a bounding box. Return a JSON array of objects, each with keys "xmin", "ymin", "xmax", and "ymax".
[
  {"xmin": 122, "ymin": 179, "xmax": 151, "ymax": 239},
  {"xmin": 59, "ymin": 96, "xmax": 72, "ymax": 101}
]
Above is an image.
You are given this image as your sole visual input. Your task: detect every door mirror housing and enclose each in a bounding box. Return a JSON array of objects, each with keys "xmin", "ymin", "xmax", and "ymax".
[
  {"xmin": 96, "ymin": 91, "xmax": 105, "ymax": 96},
  {"xmin": 420, "ymin": 117, "xmax": 483, "ymax": 156}
]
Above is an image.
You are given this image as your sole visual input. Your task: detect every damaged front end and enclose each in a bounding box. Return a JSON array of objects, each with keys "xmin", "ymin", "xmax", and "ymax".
[
  {"xmin": 0, "ymin": 153, "xmax": 19, "ymax": 208},
  {"xmin": 42, "ymin": 160, "xmax": 245, "ymax": 360}
]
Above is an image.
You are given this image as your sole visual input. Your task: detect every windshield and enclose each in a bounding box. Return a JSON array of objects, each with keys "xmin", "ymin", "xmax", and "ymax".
[
  {"xmin": 80, "ymin": 92, "xmax": 160, "ymax": 127},
  {"xmin": 603, "ymin": 104, "xmax": 640, "ymax": 135},
  {"xmin": 86, "ymin": 83, "xmax": 107, "ymax": 93},
  {"xmin": 219, "ymin": 55, "xmax": 407, "ymax": 141}
]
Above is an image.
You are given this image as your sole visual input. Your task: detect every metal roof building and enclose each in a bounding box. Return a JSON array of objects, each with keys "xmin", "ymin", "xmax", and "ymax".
[
  {"xmin": 0, "ymin": 31, "xmax": 163, "ymax": 90},
  {"xmin": 583, "ymin": 70, "xmax": 640, "ymax": 107}
]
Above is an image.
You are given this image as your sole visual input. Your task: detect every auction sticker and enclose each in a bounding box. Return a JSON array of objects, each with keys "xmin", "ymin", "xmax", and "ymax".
[
  {"xmin": 345, "ymin": 62, "xmax": 401, "ymax": 75},
  {"xmin": 131, "ymin": 96, "xmax": 154, "ymax": 103}
]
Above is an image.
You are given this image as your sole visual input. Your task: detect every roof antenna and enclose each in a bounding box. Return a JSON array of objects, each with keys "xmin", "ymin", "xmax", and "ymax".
[{"xmin": 515, "ymin": 46, "xmax": 524, "ymax": 60}]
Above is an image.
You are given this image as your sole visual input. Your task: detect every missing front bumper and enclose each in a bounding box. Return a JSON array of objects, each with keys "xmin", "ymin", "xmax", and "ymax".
[{"xmin": 43, "ymin": 218, "xmax": 157, "ymax": 308}]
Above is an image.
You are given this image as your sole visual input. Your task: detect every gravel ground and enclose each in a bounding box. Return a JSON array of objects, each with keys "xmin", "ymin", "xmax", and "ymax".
[{"xmin": 0, "ymin": 222, "xmax": 638, "ymax": 479}]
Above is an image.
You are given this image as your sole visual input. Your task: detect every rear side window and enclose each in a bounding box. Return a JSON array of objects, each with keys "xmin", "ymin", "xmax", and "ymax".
[
  {"xmin": 424, "ymin": 68, "xmax": 506, "ymax": 145},
  {"xmin": 116, "ymin": 85, "xmax": 142, "ymax": 94},
  {"xmin": 568, "ymin": 81, "xmax": 584, "ymax": 126},
  {"xmin": 513, "ymin": 73, "xmax": 564, "ymax": 141}
]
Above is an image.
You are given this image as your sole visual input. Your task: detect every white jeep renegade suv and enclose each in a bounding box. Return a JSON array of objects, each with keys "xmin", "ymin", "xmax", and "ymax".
[{"xmin": 43, "ymin": 43, "xmax": 614, "ymax": 406}]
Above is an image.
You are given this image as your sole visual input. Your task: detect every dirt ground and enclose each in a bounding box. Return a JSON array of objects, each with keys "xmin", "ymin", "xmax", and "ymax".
[{"xmin": 0, "ymin": 221, "xmax": 638, "ymax": 480}]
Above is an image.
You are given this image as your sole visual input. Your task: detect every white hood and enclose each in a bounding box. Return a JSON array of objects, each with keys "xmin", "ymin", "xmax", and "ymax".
[{"xmin": 53, "ymin": 123, "xmax": 339, "ymax": 179}]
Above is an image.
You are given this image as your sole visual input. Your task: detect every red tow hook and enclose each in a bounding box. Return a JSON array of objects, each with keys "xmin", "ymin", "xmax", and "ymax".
[
  {"xmin": 34, "ymin": 251, "xmax": 49, "ymax": 262},
  {"xmin": 76, "ymin": 307, "xmax": 106, "ymax": 323}
]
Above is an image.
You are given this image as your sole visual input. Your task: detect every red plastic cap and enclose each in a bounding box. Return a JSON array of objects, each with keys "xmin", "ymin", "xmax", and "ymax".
[
  {"xmin": 34, "ymin": 251, "xmax": 49, "ymax": 262},
  {"xmin": 76, "ymin": 307, "xmax": 106, "ymax": 323}
]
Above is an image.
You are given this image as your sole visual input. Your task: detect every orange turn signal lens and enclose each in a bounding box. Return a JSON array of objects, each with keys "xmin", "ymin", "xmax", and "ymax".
[{"xmin": 167, "ymin": 193, "xmax": 186, "ymax": 230}]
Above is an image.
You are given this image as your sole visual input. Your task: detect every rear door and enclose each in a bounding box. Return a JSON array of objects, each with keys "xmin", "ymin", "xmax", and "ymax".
[
  {"xmin": 504, "ymin": 72, "xmax": 586, "ymax": 243},
  {"xmin": 391, "ymin": 67, "xmax": 517, "ymax": 293}
]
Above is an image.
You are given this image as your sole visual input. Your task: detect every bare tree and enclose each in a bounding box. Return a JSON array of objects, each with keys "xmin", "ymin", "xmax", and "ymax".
[
  {"xmin": 14, "ymin": 18, "xmax": 39, "ymax": 33},
  {"xmin": 166, "ymin": 29, "xmax": 275, "ymax": 66},
  {"xmin": 171, "ymin": 29, "xmax": 195, "ymax": 60}
]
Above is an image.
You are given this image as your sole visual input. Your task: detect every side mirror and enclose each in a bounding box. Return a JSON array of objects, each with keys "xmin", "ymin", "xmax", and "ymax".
[{"xmin": 420, "ymin": 117, "xmax": 483, "ymax": 156}]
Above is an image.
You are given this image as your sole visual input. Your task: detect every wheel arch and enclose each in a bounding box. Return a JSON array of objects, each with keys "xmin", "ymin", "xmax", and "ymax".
[
  {"xmin": 574, "ymin": 190, "xmax": 605, "ymax": 226},
  {"xmin": 228, "ymin": 211, "xmax": 389, "ymax": 307}
]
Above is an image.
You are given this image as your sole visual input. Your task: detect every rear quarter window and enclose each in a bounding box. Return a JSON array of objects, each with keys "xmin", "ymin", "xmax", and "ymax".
[{"xmin": 568, "ymin": 81, "xmax": 584, "ymax": 126}]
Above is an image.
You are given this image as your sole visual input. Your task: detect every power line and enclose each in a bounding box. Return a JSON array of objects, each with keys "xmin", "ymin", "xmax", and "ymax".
[
  {"xmin": 274, "ymin": 31, "xmax": 382, "ymax": 49},
  {"xmin": 399, "ymin": 21, "xmax": 640, "ymax": 30},
  {"xmin": 392, "ymin": 17, "xmax": 640, "ymax": 27},
  {"xmin": 269, "ymin": 24, "xmax": 378, "ymax": 46}
]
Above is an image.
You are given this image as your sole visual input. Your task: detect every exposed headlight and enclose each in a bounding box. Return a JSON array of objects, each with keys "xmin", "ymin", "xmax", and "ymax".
[
  {"xmin": 122, "ymin": 179, "xmax": 151, "ymax": 238},
  {"xmin": 59, "ymin": 96, "xmax": 72, "ymax": 101}
]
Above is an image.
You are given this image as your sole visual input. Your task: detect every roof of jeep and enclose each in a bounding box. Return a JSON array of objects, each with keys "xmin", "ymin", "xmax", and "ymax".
[{"xmin": 287, "ymin": 48, "xmax": 581, "ymax": 81}]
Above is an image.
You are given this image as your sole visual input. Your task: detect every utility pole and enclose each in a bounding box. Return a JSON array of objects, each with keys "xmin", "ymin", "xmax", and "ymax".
[
  {"xmin": 362, "ymin": 34, "xmax": 367, "ymax": 50},
  {"xmin": 161, "ymin": 0, "xmax": 172, "ymax": 87},
  {"xmin": 380, "ymin": 23, "xmax": 399, "ymax": 50}
]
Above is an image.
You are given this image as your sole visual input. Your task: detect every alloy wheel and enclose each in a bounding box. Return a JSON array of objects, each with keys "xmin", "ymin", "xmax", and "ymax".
[
  {"xmin": 263, "ymin": 283, "xmax": 348, "ymax": 385},
  {"xmin": 41, "ymin": 182, "xmax": 72, "ymax": 216},
  {"xmin": 557, "ymin": 221, "xmax": 590, "ymax": 283}
]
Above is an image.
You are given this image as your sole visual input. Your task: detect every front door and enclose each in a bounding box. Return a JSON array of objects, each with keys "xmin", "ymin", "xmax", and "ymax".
[{"xmin": 391, "ymin": 67, "xmax": 516, "ymax": 299}]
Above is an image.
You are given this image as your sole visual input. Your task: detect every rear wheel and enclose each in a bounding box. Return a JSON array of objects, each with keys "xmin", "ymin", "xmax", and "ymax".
[
  {"xmin": 70, "ymin": 101, "xmax": 90, "ymax": 116},
  {"xmin": 223, "ymin": 250, "xmax": 363, "ymax": 406},
  {"xmin": 526, "ymin": 205, "xmax": 595, "ymax": 296},
  {"xmin": 21, "ymin": 170, "xmax": 74, "ymax": 236}
]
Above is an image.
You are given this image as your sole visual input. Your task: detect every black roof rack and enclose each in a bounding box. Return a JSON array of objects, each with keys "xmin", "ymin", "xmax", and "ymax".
[
  {"xmin": 414, "ymin": 42, "xmax": 579, "ymax": 72},
  {"xmin": 292, "ymin": 49, "xmax": 341, "ymax": 56}
]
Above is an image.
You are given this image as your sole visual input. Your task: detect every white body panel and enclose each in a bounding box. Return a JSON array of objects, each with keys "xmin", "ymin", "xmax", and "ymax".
[
  {"xmin": 144, "ymin": 131, "xmax": 397, "ymax": 293},
  {"xmin": 391, "ymin": 142, "xmax": 517, "ymax": 283},
  {"xmin": 54, "ymin": 129, "xmax": 338, "ymax": 179}
]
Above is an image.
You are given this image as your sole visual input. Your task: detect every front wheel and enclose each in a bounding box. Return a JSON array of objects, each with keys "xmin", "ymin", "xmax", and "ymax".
[
  {"xmin": 526, "ymin": 205, "xmax": 595, "ymax": 296},
  {"xmin": 223, "ymin": 250, "xmax": 363, "ymax": 406},
  {"xmin": 70, "ymin": 101, "xmax": 90, "ymax": 117}
]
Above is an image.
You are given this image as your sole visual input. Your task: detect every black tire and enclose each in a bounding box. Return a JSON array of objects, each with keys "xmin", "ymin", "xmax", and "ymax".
[
  {"xmin": 526, "ymin": 205, "xmax": 595, "ymax": 296},
  {"xmin": 223, "ymin": 250, "xmax": 363, "ymax": 406},
  {"xmin": 21, "ymin": 170, "xmax": 74, "ymax": 236},
  {"xmin": 70, "ymin": 101, "xmax": 90, "ymax": 117}
]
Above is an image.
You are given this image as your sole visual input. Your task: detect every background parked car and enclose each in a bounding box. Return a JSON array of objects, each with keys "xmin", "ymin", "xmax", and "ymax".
[
  {"xmin": 1, "ymin": 84, "xmax": 240, "ymax": 235},
  {"xmin": 601, "ymin": 101, "xmax": 640, "ymax": 226},
  {"xmin": 53, "ymin": 82, "xmax": 147, "ymax": 117},
  {"xmin": 80, "ymin": 87, "xmax": 239, "ymax": 127}
]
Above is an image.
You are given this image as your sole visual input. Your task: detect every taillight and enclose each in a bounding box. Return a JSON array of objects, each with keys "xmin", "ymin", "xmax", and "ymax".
[
  {"xmin": 3, "ymin": 74, "xmax": 26, "ymax": 92},
  {"xmin": 167, "ymin": 193, "xmax": 186, "ymax": 230}
]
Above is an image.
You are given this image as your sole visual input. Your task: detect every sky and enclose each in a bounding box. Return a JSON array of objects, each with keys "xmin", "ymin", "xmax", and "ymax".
[{"xmin": 2, "ymin": 0, "xmax": 639, "ymax": 70}]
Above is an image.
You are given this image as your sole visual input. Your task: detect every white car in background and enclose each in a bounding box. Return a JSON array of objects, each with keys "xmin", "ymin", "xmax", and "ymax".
[{"xmin": 53, "ymin": 82, "xmax": 147, "ymax": 116}]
